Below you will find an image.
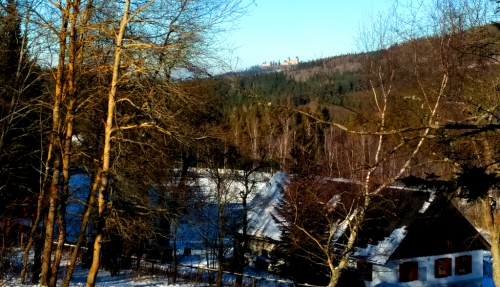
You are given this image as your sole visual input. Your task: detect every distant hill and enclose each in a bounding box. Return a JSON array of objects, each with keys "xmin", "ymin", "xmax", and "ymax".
[
  {"xmin": 222, "ymin": 52, "xmax": 368, "ymax": 79},
  {"xmin": 286, "ymin": 53, "xmax": 368, "ymax": 81}
]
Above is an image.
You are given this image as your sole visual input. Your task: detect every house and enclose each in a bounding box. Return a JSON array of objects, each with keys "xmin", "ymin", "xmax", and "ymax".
[
  {"xmin": 357, "ymin": 195, "xmax": 490, "ymax": 287},
  {"xmin": 245, "ymin": 171, "xmax": 287, "ymax": 256},
  {"xmin": 245, "ymin": 172, "xmax": 492, "ymax": 286},
  {"xmin": 164, "ymin": 169, "xmax": 270, "ymax": 263}
]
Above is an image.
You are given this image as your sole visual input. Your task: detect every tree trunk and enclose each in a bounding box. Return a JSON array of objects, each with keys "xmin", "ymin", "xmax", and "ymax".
[
  {"xmin": 491, "ymin": 242, "xmax": 500, "ymax": 287},
  {"xmin": 242, "ymin": 183, "xmax": 249, "ymax": 252},
  {"xmin": 49, "ymin": 98, "xmax": 76, "ymax": 287},
  {"xmin": 86, "ymin": 1, "xmax": 129, "ymax": 285},
  {"xmin": 328, "ymin": 269, "xmax": 342, "ymax": 287},
  {"xmin": 21, "ymin": 184, "xmax": 48, "ymax": 284},
  {"xmin": 49, "ymin": 198, "xmax": 66, "ymax": 287},
  {"xmin": 235, "ymin": 194, "xmax": 247, "ymax": 286},
  {"xmin": 31, "ymin": 233, "xmax": 44, "ymax": 284},
  {"xmin": 491, "ymin": 237, "xmax": 500, "ymax": 287},
  {"xmin": 59, "ymin": 0, "xmax": 93, "ymax": 283},
  {"xmin": 326, "ymin": 192, "xmax": 369, "ymax": 287},
  {"xmin": 61, "ymin": 170, "xmax": 101, "ymax": 287},
  {"xmin": 481, "ymin": 198, "xmax": 500, "ymax": 286},
  {"xmin": 172, "ymin": 218, "xmax": 178, "ymax": 283},
  {"xmin": 39, "ymin": 1, "xmax": 70, "ymax": 283},
  {"xmin": 216, "ymin": 177, "xmax": 224, "ymax": 287},
  {"xmin": 50, "ymin": 0, "xmax": 81, "ymax": 276},
  {"xmin": 40, "ymin": 151, "xmax": 62, "ymax": 286}
]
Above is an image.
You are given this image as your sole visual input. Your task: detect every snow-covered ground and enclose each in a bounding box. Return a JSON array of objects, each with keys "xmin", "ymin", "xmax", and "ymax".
[
  {"xmin": 3, "ymin": 266, "xmax": 180, "ymax": 287},
  {"xmin": 1, "ymin": 246, "xmax": 292, "ymax": 287},
  {"xmin": 1, "ymin": 262, "xmax": 292, "ymax": 287}
]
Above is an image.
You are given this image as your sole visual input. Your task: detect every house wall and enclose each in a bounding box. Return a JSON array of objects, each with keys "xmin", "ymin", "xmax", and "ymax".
[
  {"xmin": 248, "ymin": 237, "xmax": 277, "ymax": 257},
  {"xmin": 282, "ymin": 57, "xmax": 299, "ymax": 66},
  {"xmin": 367, "ymin": 250, "xmax": 484, "ymax": 287}
]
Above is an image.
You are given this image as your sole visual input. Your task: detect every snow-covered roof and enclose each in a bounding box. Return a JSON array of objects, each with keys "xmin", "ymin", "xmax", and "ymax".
[
  {"xmin": 246, "ymin": 171, "xmax": 288, "ymax": 241},
  {"xmin": 245, "ymin": 172, "xmax": 436, "ymax": 265},
  {"xmin": 353, "ymin": 226, "xmax": 408, "ymax": 264},
  {"xmin": 475, "ymin": 227, "xmax": 491, "ymax": 245}
]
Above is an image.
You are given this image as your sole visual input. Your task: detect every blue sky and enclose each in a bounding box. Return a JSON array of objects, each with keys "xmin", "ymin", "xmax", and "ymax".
[{"xmin": 228, "ymin": 0, "xmax": 395, "ymax": 69}]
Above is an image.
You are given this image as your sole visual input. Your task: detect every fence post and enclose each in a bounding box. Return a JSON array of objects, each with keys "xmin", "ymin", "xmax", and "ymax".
[{"xmin": 252, "ymin": 277, "xmax": 255, "ymax": 287}]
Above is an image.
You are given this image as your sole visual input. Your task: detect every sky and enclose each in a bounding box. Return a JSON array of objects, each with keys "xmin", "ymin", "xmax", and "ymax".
[{"xmin": 228, "ymin": 0, "xmax": 395, "ymax": 70}]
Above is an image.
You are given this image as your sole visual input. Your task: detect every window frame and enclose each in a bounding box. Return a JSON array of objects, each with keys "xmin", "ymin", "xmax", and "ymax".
[
  {"xmin": 434, "ymin": 257, "xmax": 452, "ymax": 278},
  {"xmin": 399, "ymin": 261, "xmax": 419, "ymax": 282},
  {"xmin": 455, "ymin": 255, "xmax": 472, "ymax": 276}
]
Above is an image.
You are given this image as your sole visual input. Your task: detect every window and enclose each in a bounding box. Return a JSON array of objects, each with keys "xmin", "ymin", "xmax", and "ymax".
[
  {"xmin": 455, "ymin": 255, "xmax": 472, "ymax": 275},
  {"xmin": 399, "ymin": 261, "xmax": 418, "ymax": 282},
  {"xmin": 435, "ymin": 258, "xmax": 452, "ymax": 278}
]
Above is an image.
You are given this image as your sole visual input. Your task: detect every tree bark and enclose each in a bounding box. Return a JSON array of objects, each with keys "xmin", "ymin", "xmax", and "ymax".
[
  {"xmin": 39, "ymin": 1, "xmax": 70, "ymax": 283},
  {"xmin": 481, "ymin": 198, "xmax": 500, "ymax": 286},
  {"xmin": 86, "ymin": 0, "xmax": 129, "ymax": 285},
  {"xmin": 49, "ymin": 98, "xmax": 75, "ymax": 287},
  {"xmin": 31, "ymin": 232, "xmax": 44, "ymax": 283},
  {"xmin": 327, "ymin": 197, "xmax": 368, "ymax": 287},
  {"xmin": 40, "ymin": 152, "xmax": 62, "ymax": 286},
  {"xmin": 49, "ymin": 0, "xmax": 83, "ymax": 278}
]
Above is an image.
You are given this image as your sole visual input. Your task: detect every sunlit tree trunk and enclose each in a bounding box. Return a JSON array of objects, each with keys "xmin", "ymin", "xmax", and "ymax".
[
  {"xmin": 49, "ymin": 0, "xmax": 88, "ymax": 280},
  {"xmin": 86, "ymin": 1, "xmax": 130, "ymax": 285},
  {"xmin": 39, "ymin": 1, "xmax": 70, "ymax": 284},
  {"xmin": 49, "ymin": 98, "xmax": 75, "ymax": 287}
]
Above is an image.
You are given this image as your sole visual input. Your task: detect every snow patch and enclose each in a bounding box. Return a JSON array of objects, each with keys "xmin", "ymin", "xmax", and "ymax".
[
  {"xmin": 353, "ymin": 226, "xmax": 408, "ymax": 264},
  {"xmin": 419, "ymin": 192, "xmax": 435, "ymax": 213},
  {"xmin": 332, "ymin": 209, "xmax": 358, "ymax": 242}
]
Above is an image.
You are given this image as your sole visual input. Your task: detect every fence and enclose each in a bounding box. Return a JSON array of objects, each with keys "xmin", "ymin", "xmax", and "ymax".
[{"xmin": 136, "ymin": 260, "xmax": 326, "ymax": 287}]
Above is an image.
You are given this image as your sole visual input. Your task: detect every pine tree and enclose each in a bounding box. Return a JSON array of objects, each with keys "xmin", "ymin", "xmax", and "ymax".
[{"xmin": 272, "ymin": 174, "xmax": 333, "ymax": 285}]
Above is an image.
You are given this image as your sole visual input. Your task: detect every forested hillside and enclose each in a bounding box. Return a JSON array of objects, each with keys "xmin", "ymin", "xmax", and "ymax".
[{"xmin": 2, "ymin": 0, "xmax": 500, "ymax": 287}]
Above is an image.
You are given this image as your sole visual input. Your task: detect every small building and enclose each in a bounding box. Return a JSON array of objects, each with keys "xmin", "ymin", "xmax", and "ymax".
[
  {"xmin": 282, "ymin": 57, "xmax": 299, "ymax": 66},
  {"xmin": 261, "ymin": 57, "xmax": 299, "ymax": 68}
]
